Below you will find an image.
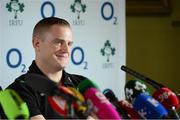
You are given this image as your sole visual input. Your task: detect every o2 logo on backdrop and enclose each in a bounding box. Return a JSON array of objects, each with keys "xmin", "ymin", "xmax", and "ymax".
[
  {"xmin": 71, "ymin": 46, "xmax": 88, "ymax": 70},
  {"xmin": 101, "ymin": 1, "xmax": 118, "ymax": 25},
  {"xmin": 40, "ymin": 1, "xmax": 55, "ymax": 18},
  {"xmin": 6, "ymin": 47, "xmax": 88, "ymax": 73},
  {"xmin": 6, "ymin": 48, "xmax": 26, "ymax": 73}
]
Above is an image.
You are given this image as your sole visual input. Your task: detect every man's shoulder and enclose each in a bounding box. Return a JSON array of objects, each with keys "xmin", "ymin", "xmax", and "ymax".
[
  {"xmin": 68, "ymin": 73, "xmax": 88, "ymax": 80},
  {"xmin": 7, "ymin": 74, "xmax": 26, "ymax": 88},
  {"xmin": 7, "ymin": 74, "xmax": 34, "ymax": 94},
  {"xmin": 64, "ymin": 72, "xmax": 88, "ymax": 87}
]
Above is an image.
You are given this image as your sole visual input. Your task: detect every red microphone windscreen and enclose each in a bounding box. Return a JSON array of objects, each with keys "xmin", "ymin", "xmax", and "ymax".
[
  {"xmin": 153, "ymin": 87, "xmax": 179, "ymax": 110},
  {"xmin": 119, "ymin": 100, "xmax": 142, "ymax": 119}
]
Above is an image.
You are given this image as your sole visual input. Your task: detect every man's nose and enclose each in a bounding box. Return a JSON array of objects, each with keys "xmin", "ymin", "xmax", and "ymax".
[{"xmin": 61, "ymin": 43, "xmax": 69, "ymax": 52}]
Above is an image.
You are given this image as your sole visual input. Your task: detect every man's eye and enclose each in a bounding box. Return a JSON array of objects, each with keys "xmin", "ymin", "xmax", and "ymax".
[
  {"xmin": 54, "ymin": 41, "xmax": 63, "ymax": 45},
  {"xmin": 68, "ymin": 42, "xmax": 73, "ymax": 46}
]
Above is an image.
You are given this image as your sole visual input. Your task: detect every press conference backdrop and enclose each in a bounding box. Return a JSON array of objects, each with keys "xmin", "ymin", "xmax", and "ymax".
[{"xmin": 0, "ymin": 0, "xmax": 126, "ymax": 99}]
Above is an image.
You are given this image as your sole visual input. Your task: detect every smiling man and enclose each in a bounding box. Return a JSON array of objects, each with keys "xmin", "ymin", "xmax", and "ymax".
[{"xmin": 7, "ymin": 17, "xmax": 88, "ymax": 119}]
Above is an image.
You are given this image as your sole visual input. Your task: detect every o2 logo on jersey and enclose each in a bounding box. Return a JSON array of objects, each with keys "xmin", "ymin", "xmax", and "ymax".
[
  {"xmin": 6, "ymin": 48, "xmax": 26, "ymax": 73},
  {"xmin": 71, "ymin": 46, "xmax": 88, "ymax": 70},
  {"xmin": 101, "ymin": 2, "xmax": 117, "ymax": 25}
]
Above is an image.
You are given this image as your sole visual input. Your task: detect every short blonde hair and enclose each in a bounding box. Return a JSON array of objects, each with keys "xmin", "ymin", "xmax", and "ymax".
[{"xmin": 32, "ymin": 17, "xmax": 71, "ymax": 39}]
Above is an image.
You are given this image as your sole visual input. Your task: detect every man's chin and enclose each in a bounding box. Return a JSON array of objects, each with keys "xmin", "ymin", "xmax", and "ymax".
[
  {"xmin": 57, "ymin": 64, "xmax": 67, "ymax": 70},
  {"xmin": 61, "ymin": 66, "xmax": 66, "ymax": 69}
]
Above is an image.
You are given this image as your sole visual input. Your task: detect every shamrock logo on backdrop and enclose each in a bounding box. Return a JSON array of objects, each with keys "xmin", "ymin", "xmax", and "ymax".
[
  {"xmin": 6, "ymin": 0, "xmax": 25, "ymax": 19},
  {"xmin": 100, "ymin": 40, "xmax": 116, "ymax": 62},
  {"xmin": 70, "ymin": 0, "xmax": 86, "ymax": 19}
]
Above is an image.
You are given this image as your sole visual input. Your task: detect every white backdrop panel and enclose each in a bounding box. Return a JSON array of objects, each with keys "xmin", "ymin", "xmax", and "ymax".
[{"xmin": 0, "ymin": 0, "xmax": 126, "ymax": 99}]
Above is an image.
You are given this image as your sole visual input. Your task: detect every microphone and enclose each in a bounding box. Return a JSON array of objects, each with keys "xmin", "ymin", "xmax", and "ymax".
[
  {"xmin": 121, "ymin": 65, "xmax": 163, "ymax": 89},
  {"xmin": 103, "ymin": 88, "xmax": 141, "ymax": 119},
  {"xmin": 77, "ymin": 79, "xmax": 122, "ymax": 119},
  {"xmin": 124, "ymin": 79, "xmax": 149, "ymax": 103},
  {"xmin": 48, "ymin": 86, "xmax": 80, "ymax": 118},
  {"xmin": 121, "ymin": 65, "xmax": 180, "ymax": 99},
  {"xmin": 67, "ymin": 87, "xmax": 94, "ymax": 118},
  {"xmin": 103, "ymin": 89, "xmax": 130, "ymax": 119},
  {"xmin": 153, "ymin": 87, "xmax": 180, "ymax": 119},
  {"xmin": 125, "ymin": 80, "xmax": 169, "ymax": 119},
  {"xmin": 48, "ymin": 86, "xmax": 92, "ymax": 118},
  {"xmin": 77, "ymin": 79, "xmax": 100, "ymax": 93},
  {"xmin": 133, "ymin": 92, "xmax": 168, "ymax": 119},
  {"xmin": 0, "ymin": 89, "xmax": 29, "ymax": 119},
  {"xmin": 118, "ymin": 100, "xmax": 142, "ymax": 119}
]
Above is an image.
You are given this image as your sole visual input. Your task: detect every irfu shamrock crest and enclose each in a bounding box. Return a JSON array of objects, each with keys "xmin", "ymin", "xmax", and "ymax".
[
  {"xmin": 100, "ymin": 40, "xmax": 116, "ymax": 62},
  {"xmin": 70, "ymin": 0, "xmax": 86, "ymax": 19},
  {"xmin": 6, "ymin": 0, "xmax": 25, "ymax": 19}
]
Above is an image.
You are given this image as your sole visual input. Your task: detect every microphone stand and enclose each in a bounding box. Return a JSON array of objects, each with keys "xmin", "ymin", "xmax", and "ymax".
[
  {"xmin": 121, "ymin": 65, "xmax": 180, "ymax": 100},
  {"xmin": 168, "ymin": 106, "xmax": 180, "ymax": 119}
]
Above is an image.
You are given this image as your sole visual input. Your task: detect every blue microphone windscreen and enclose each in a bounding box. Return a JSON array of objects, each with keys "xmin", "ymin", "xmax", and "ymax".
[{"xmin": 133, "ymin": 93, "xmax": 168, "ymax": 119}]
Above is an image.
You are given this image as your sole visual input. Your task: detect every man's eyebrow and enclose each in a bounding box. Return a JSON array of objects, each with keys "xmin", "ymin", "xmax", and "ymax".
[
  {"xmin": 52, "ymin": 38, "xmax": 65, "ymax": 43},
  {"xmin": 53, "ymin": 38, "xmax": 64, "ymax": 41},
  {"xmin": 53, "ymin": 38, "xmax": 73, "ymax": 44}
]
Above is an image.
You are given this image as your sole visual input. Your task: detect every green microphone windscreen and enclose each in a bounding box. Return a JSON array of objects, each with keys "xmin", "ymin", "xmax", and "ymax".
[
  {"xmin": 124, "ymin": 79, "xmax": 149, "ymax": 103},
  {"xmin": 0, "ymin": 89, "xmax": 29, "ymax": 119},
  {"xmin": 77, "ymin": 79, "xmax": 100, "ymax": 94}
]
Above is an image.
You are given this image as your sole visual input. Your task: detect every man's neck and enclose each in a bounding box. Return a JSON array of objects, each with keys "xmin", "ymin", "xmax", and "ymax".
[
  {"xmin": 35, "ymin": 60, "xmax": 63, "ymax": 83},
  {"xmin": 46, "ymin": 71, "xmax": 63, "ymax": 83}
]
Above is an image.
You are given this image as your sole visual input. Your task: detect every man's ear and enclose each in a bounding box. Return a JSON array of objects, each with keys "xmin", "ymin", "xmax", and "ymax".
[{"xmin": 32, "ymin": 37, "xmax": 40, "ymax": 51}]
